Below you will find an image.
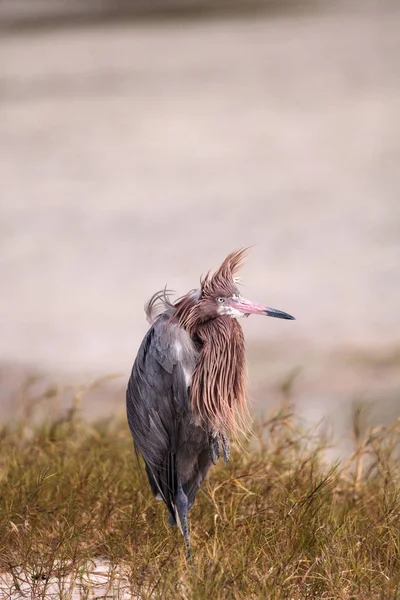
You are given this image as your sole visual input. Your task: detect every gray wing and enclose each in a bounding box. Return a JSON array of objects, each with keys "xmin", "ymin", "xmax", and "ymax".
[{"xmin": 126, "ymin": 313, "xmax": 196, "ymax": 519}]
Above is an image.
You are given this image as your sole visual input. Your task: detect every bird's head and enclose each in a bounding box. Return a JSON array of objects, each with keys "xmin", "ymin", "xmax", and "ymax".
[{"xmin": 199, "ymin": 248, "xmax": 295, "ymax": 321}]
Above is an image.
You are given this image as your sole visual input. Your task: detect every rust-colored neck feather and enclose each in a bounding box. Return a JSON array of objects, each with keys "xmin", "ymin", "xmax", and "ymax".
[
  {"xmin": 173, "ymin": 296, "xmax": 248, "ymax": 434},
  {"xmin": 190, "ymin": 316, "xmax": 248, "ymax": 434}
]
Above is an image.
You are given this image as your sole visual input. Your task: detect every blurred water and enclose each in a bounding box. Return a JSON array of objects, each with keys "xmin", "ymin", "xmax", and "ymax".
[{"xmin": 0, "ymin": 3, "xmax": 399, "ymax": 431}]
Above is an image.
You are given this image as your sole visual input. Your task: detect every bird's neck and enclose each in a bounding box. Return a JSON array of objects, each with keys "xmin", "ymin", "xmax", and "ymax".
[
  {"xmin": 172, "ymin": 296, "xmax": 249, "ymax": 433},
  {"xmin": 189, "ymin": 316, "xmax": 248, "ymax": 434}
]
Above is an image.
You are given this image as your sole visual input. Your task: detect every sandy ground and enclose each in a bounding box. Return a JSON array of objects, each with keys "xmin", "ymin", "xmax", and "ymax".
[
  {"xmin": 1, "ymin": 2, "xmax": 400, "ymax": 437},
  {"xmin": 0, "ymin": 558, "xmax": 136, "ymax": 599}
]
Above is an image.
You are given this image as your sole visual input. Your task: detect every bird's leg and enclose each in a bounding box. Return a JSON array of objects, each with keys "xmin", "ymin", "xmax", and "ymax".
[
  {"xmin": 175, "ymin": 480, "xmax": 191, "ymax": 559},
  {"xmin": 221, "ymin": 432, "xmax": 230, "ymax": 465},
  {"xmin": 209, "ymin": 431, "xmax": 220, "ymax": 465}
]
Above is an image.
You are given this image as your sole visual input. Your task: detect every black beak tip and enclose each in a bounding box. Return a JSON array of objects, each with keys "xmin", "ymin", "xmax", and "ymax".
[
  {"xmin": 280, "ymin": 312, "xmax": 295, "ymax": 320},
  {"xmin": 265, "ymin": 308, "xmax": 296, "ymax": 320}
]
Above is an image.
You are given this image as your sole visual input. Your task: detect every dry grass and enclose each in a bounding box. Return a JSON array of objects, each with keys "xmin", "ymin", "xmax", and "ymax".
[{"xmin": 1, "ymin": 390, "xmax": 400, "ymax": 599}]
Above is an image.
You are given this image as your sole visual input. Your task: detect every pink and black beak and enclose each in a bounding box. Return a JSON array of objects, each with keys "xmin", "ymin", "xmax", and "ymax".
[{"xmin": 229, "ymin": 297, "xmax": 295, "ymax": 320}]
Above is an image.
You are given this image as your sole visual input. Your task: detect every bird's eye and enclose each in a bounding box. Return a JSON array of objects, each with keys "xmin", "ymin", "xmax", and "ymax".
[{"xmin": 216, "ymin": 297, "xmax": 225, "ymax": 303}]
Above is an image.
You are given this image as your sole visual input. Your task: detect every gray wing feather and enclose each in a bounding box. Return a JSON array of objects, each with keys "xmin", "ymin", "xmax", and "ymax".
[{"xmin": 126, "ymin": 313, "xmax": 196, "ymax": 519}]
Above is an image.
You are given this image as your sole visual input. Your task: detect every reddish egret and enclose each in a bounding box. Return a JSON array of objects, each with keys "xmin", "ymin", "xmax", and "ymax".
[{"xmin": 126, "ymin": 249, "xmax": 294, "ymax": 556}]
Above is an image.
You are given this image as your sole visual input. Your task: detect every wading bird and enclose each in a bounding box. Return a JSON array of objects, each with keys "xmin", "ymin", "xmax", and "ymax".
[{"xmin": 126, "ymin": 249, "xmax": 294, "ymax": 556}]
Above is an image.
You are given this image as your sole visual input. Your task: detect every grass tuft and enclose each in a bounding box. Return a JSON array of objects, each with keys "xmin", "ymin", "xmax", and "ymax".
[{"xmin": 1, "ymin": 399, "xmax": 400, "ymax": 598}]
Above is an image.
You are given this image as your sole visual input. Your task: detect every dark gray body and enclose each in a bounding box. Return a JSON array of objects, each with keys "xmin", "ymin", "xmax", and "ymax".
[{"xmin": 126, "ymin": 310, "xmax": 213, "ymax": 530}]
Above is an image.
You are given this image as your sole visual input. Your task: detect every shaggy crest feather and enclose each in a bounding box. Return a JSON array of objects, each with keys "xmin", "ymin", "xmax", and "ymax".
[{"xmin": 200, "ymin": 247, "xmax": 249, "ymax": 299}]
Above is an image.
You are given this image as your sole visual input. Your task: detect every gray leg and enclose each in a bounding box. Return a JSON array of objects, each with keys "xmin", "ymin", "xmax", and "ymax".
[
  {"xmin": 221, "ymin": 432, "xmax": 230, "ymax": 465},
  {"xmin": 176, "ymin": 481, "xmax": 191, "ymax": 559},
  {"xmin": 209, "ymin": 431, "xmax": 220, "ymax": 465}
]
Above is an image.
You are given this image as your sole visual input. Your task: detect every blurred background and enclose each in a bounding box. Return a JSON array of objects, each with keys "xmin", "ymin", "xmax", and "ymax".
[{"xmin": 1, "ymin": 0, "xmax": 399, "ymax": 450}]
